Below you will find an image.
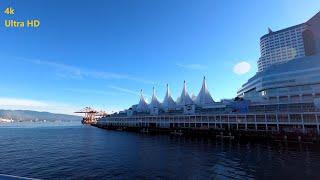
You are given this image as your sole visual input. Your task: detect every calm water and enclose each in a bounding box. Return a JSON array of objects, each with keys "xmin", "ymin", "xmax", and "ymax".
[{"xmin": 0, "ymin": 123, "xmax": 320, "ymax": 179}]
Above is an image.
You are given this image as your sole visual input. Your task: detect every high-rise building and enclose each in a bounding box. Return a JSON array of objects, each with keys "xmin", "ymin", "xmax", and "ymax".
[{"xmin": 258, "ymin": 12, "xmax": 320, "ymax": 72}]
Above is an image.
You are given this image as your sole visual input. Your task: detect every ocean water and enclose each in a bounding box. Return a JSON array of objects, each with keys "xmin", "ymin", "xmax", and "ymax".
[{"xmin": 0, "ymin": 122, "xmax": 320, "ymax": 179}]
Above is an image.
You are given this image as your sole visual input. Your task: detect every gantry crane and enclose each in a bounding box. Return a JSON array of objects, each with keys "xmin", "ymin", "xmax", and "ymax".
[{"xmin": 75, "ymin": 107, "xmax": 107, "ymax": 124}]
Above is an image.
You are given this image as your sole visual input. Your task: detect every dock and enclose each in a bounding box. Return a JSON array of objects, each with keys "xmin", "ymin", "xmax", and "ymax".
[{"xmin": 93, "ymin": 112, "xmax": 320, "ymax": 143}]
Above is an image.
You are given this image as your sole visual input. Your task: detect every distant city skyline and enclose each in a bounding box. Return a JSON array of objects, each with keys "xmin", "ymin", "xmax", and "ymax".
[{"xmin": 0, "ymin": 0, "xmax": 319, "ymax": 114}]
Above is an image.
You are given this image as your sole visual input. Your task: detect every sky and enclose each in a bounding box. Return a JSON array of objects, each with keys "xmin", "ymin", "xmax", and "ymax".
[{"xmin": 0, "ymin": 0, "xmax": 319, "ymax": 114}]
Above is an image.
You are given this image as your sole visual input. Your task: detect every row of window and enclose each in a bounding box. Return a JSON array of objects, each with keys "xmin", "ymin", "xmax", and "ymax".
[
  {"xmin": 262, "ymin": 35, "xmax": 303, "ymax": 44},
  {"xmin": 261, "ymin": 39, "xmax": 303, "ymax": 50},
  {"xmin": 261, "ymin": 25, "xmax": 306, "ymax": 41},
  {"xmin": 261, "ymin": 40, "xmax": 303, "ymax": 50}
]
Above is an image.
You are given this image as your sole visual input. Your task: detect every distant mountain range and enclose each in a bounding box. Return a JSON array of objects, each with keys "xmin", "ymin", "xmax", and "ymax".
[{"xmin": 0, "ymin": 109, "xmax": 82, "ymax": 122}]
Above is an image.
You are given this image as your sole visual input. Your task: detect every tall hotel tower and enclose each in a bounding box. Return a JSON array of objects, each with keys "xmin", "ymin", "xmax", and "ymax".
[
  {"xmin": 238, "ymin": 11, "xmax": 320, "ymax": 102},
  {"xmin": 258, "ymin": 12, "xmax": 320, "ymax": 72}
]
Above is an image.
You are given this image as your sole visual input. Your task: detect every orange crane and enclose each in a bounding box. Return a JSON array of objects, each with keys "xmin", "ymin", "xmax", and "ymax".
[{"xmin": 75, "ymin": 107, "xmax": 107, "ymax": 124}]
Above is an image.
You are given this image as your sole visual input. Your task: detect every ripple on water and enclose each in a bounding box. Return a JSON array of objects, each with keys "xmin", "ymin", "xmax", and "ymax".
[{"xmin": 0, "ymin": 124, "xmax": 320, "ymax": 179}]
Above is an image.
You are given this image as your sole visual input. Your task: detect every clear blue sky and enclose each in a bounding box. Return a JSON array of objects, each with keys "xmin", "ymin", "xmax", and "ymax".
[{"xmin": 0, "ymin": 0, "xmax": 319, "ymax": 114}]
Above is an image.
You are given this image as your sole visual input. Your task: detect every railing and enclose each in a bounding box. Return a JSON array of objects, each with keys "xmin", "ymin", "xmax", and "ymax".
[{"xmin": 98, "ymin": 112, "xmax": 320, "ymax": 126}]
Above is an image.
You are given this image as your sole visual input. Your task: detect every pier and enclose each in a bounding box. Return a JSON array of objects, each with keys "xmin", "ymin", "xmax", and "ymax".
[{"xmin": 94, "ymin": 111, "xmax": 320, "ymax": 143}]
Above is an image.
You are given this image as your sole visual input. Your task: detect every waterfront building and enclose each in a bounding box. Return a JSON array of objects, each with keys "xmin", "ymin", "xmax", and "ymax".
[
  {"xmin": 258, "ymin": 11, "xmax": 320, "ymax": 72},
  {"xmin": 238, "ymin": 54, "xmax": 320, "ymax": 103},
  {"xmin": 98, "ymin": 11, "xmax": 320, "ymax": 136}
]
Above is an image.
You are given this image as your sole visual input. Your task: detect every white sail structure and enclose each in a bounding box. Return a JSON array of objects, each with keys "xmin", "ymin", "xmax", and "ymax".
[
  {"xmin": 162, "ymin": 84, "xmax": 176, "ymax": 110},
  {"xmin": 176, "ymin": 81, "xmax": 194, "ymax": 106},
  {"xmin": 137, "ymin": 89, "xmax": 149, "ymax": 112},
  {"xmin": 149, "ymin": 87, "xmax": 161, "ymax": 109},
  {"xmin": 195, "ymin": 76, "xmax": 214, "ymax": 106}
]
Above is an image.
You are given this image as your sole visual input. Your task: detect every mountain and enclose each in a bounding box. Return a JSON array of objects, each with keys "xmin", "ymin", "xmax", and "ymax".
[{"xmin": 0, "ymin": 109, "xmax": 82, "ymax": 122}]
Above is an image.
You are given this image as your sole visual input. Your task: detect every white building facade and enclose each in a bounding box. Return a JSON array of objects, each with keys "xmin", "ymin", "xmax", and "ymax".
[{"xmin": 258, "ymin": 12, "xmax": 320, "ymax": 72}]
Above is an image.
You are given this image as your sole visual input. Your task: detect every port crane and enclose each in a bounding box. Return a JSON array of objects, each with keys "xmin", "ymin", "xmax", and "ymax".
[{"xmin": 75, "ymin": 107, "xmax": 107, "ymax": 124}]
